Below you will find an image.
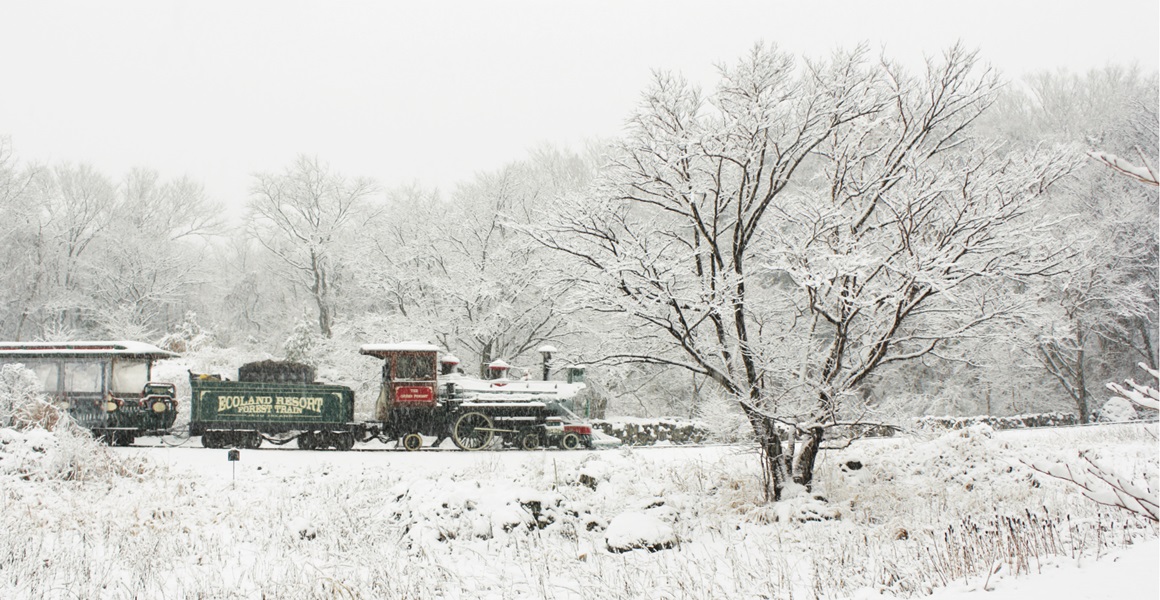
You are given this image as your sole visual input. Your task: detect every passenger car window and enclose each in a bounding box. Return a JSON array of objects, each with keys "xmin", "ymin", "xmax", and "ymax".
[
  {"xmin": 63, "ymin": 361, "xmax": 103, "ymax": 393},
  {"xmin": 15, "ymin": 360, "xmax": 60, "ymax": 393},
  {"xmin": 111, "ymin": 360, "xmax": 148, "ymax": 394}
]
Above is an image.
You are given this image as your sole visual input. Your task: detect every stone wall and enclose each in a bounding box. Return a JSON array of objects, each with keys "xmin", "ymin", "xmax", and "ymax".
[
  {"xmin": 913, "ymin": 412, "xmax": 1080, "ymax": 431},
  {"xmin": 594, "ymin": 412, "xmax": 1086, "ymax": 446},
  {"xmin": 591, "ymin": 419, "xmax": 710, "ymax": 446}
]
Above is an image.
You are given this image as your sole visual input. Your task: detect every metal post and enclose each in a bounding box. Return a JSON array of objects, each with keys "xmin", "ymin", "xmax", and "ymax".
[
  {"xmin": 538, "ymin": 345, "xmax": 557, "ymax": 381},
  {"xmin": 228, "ymin": 448, "xmax": 240, "ymax": 489}
]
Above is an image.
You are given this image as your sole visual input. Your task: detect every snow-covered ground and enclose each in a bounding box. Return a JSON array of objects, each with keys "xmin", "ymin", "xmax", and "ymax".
[{"xmin": 1, "ymin": 423, "xmax": 1155, "ymax": 599}]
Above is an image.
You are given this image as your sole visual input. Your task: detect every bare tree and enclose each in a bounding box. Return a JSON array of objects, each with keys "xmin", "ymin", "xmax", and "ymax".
[
  {"xmin": 248, "ymin": 155, "xmax": 379, "ymax": 338},
  {"xmin": 535, "ymin": 44, "xmax": 1076, "ymax": 500},
  {"xmin": 5, "ymin": 162, "xmax": 121, "ymax": 338},
  {"xmin": 362, "ymin": 148, "xmax": 593, "ymax": 374},
  {"xmin": 0, "ymin": 138, "xmax": 43, "ymax": 339},
  {"xmin": 1000, "ymin": 68, "xmax": 1160, "ymax": 422},
  {"xmin": 89, "ymin": 168, "xmax": 225, "ymax": 338}
]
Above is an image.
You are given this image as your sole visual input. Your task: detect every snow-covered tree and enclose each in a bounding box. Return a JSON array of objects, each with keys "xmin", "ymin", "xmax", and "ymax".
[
  {"xmin": 535, "ymin": 44, "xmax": 1077, "ymax": 499},
  {"xmin": 993, "ymin": 68, "xmax": 1159, "ymax": 422},
  {"xmin": 360, "ymin": 147, "xmax": 593, "ymax": 375},
  {"xmin": 0, "ymin": 137, "xmax": 43, "ymax": 339},
  {"xmin": 91, "ymin": 169, "xmax": 223, "ymax": 338},
  {"xmin": 248, "ymin": 155, "xmax": 380, "ymax": 338},
  {"xmin": 1089, "ymin": 149, "xmax": 1159, "ymax": 187},
  {"xmin": 0, "ymin": 145, "xmax": 224, "ymax": 341},
  {"xmin": 432, "ymin": 150, "xmax": 590, "ymax": 375}
]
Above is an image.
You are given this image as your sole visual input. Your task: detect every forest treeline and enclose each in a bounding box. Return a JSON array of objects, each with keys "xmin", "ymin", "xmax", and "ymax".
[{"xmin": 0, "ymin": 46, "xmax": 1155, "ymax": 439}]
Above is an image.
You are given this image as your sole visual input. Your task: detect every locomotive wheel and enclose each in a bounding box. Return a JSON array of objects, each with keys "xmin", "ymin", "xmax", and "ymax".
[
  {"xmin": 401, "ymin": 433, "xmax": 424, "ymax": 452},
  {"xmin": 451, "ymin": 412, "xmax": 494, "ymax": 451},
  {"xmin": 334, "ymin": 432, "xmax": 355, "ymax": 451},
  {"xmin": 201, "ymin": 431, "xmax": 219, "ymax": 448},
  {"xmin": 519, "ymin": 432, "xmax": 540, "ymax": 451},
  {"xmin": 297, "ymin": 432, "xmax": 317, "ymax": 450},
  {"xmin": 558, "ymin": 432, "xmax": 581, "ymax": 451}
]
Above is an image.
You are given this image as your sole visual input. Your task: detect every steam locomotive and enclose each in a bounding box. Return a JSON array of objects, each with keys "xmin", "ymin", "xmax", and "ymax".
[{"xmin": 0, "ymin": 341, "xmax": 594, "ymax": 451}]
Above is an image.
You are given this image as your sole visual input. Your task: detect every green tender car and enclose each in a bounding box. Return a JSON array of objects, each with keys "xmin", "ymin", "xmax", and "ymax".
[{"xmin": 190, "ymin": 364, "xmax": 357, "ymax": 450}]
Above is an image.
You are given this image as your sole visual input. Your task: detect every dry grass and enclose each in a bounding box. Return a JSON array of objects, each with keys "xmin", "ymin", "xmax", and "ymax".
[{"xmin": 0, "ymin": 424, "xmax": 1155, "ymax": 599}]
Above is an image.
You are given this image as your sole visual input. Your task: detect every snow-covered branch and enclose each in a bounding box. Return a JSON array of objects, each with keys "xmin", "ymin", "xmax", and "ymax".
[
  {"xmin": 1088, "ymin": 149, "xmax": 1159, "ymax": 186},
  {"xmin": 1106, "ymin": 363, "xmax": 1160, "ymax": 412},
  {"xmin": 1027, "ymin": 451, "xmax": 1158, "ymax": 522},
  {"xmin": 1026, "ymin": 366, "xmax": 1160, "ymax": 522}
]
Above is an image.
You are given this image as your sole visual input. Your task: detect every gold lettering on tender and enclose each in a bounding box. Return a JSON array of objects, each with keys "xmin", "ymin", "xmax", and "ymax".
[
  {"xmin": 270, "ymin": 396, "xmax": 325, "ymax": 415},
  {"xmin": 217, "ymin": 394, "xmax": 277, "ymax": 413},
  {"xmin": 216, "ymin": 393, "xmax": 328, "ymax": 415}
]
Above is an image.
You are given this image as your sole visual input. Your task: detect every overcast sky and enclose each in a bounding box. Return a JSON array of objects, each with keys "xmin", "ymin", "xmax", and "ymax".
[{"xmin": 1, "ymin": 1, "xmax": 1156, "ymax": 210}]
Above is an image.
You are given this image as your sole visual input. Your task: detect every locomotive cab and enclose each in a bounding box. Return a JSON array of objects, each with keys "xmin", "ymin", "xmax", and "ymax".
[{"xmin": 359, "ymin": 342, "xmax": 440, "ymax": 421}]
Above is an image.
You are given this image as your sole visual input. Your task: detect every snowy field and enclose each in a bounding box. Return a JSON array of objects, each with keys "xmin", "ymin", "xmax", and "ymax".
[{"xmin": 1, "ymin": 423, "xmax": 1156, "ymax": 599}]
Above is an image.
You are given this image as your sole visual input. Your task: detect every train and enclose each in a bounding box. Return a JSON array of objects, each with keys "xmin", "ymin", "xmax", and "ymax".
[{"xmin": 0, "ymin": 340, "xmax": 595, "ymax": 451}]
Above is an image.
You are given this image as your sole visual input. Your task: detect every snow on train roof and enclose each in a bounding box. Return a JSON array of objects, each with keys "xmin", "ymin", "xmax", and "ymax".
[
  {"xmin": 359, "ymin": 341, "xmax": 441, "ymax": 355},
  {"xmin": 0, "ymin": 340, "xmax": 176, "ymax": 358}
]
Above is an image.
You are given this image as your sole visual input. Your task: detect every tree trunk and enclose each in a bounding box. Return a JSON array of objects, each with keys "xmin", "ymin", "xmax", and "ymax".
[
  {"xmin": 315, "ymin": 298, "xmax": 332, "ymax": 339},
  {"xmin": 791, "ymin": 425, "xmax": 825, "ymax": 488},
  {"xmin": 1075, "ymin": 325, "xmax": 1089, "ymax": 424},
  {"xmin": 479, "ymin": 340, "xmax": 493, "ymax": 379},
  {"xmin": 1138, "ymin": 319, "xmax": 1157, "ymax": 373},
  {"xmin": 740, "ymin": 402, "xmax": 789, "ymax": 502},
  {"xmin": 310, "ymin": 252, "xmax": 333, "ymax": 338}
]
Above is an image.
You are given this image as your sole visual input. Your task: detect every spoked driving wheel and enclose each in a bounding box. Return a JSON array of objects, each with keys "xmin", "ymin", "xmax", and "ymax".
[{"xmin": 451, "ymin": 411, "xmax": 494, "ymax": 451}]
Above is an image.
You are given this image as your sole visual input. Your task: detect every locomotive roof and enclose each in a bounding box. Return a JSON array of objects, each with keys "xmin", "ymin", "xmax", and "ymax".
[
  {"xmin": 0, "ymin": 340, "xmax": 176, "ymax": 359},
  {"xmin": 359, "ymin": 342, "xmax": 441, "ymax": 357}
]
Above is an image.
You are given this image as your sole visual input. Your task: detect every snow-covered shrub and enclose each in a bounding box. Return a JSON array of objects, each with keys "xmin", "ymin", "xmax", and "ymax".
[
  {"xmin": 0, "ymin": 363, "xmax": 61, "ymax": 430},
  {"xmin": 1029, "ymin": 450, "xmax": 1157, "ymax": 522},
  {"xmin": 1096, "ymin": 396, "xmax": 1139, "ymax": 422},
  {"xmin": 1, "ymin": 367, "xmax": 154, "ymax": 481},
  {"xmin": 158, "ymin": 311, "xmax": 215, "ymax": 353},
  {"xmin": 1107, "ymin": 363, "xmax": 1160, "ymax": 412},
  {"xmin": 282, "ymin": 317, "xmax": 318, "ymax": 363},
  {"xmin": 695, "ymin": 391, "xmax": 751, "ymax": 443},
  {"xmin": 605, "ymin": 510, "xmax": 677, "ymax": 552},
  {"xmin": 0, "ymin": 420, "xmax": 153, "ymax": 481}
]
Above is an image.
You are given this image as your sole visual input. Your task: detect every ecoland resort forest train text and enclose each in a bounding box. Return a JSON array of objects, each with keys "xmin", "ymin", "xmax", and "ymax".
[{"xmin": 0, "ymin": 340, "xmax": 595, "ymax": 451}]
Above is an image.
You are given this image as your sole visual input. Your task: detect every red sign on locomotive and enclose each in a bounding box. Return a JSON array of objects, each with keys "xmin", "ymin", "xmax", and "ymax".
[{"xmin": 395, "ymin": 385, "xmax": 435, "ymax": 404}]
